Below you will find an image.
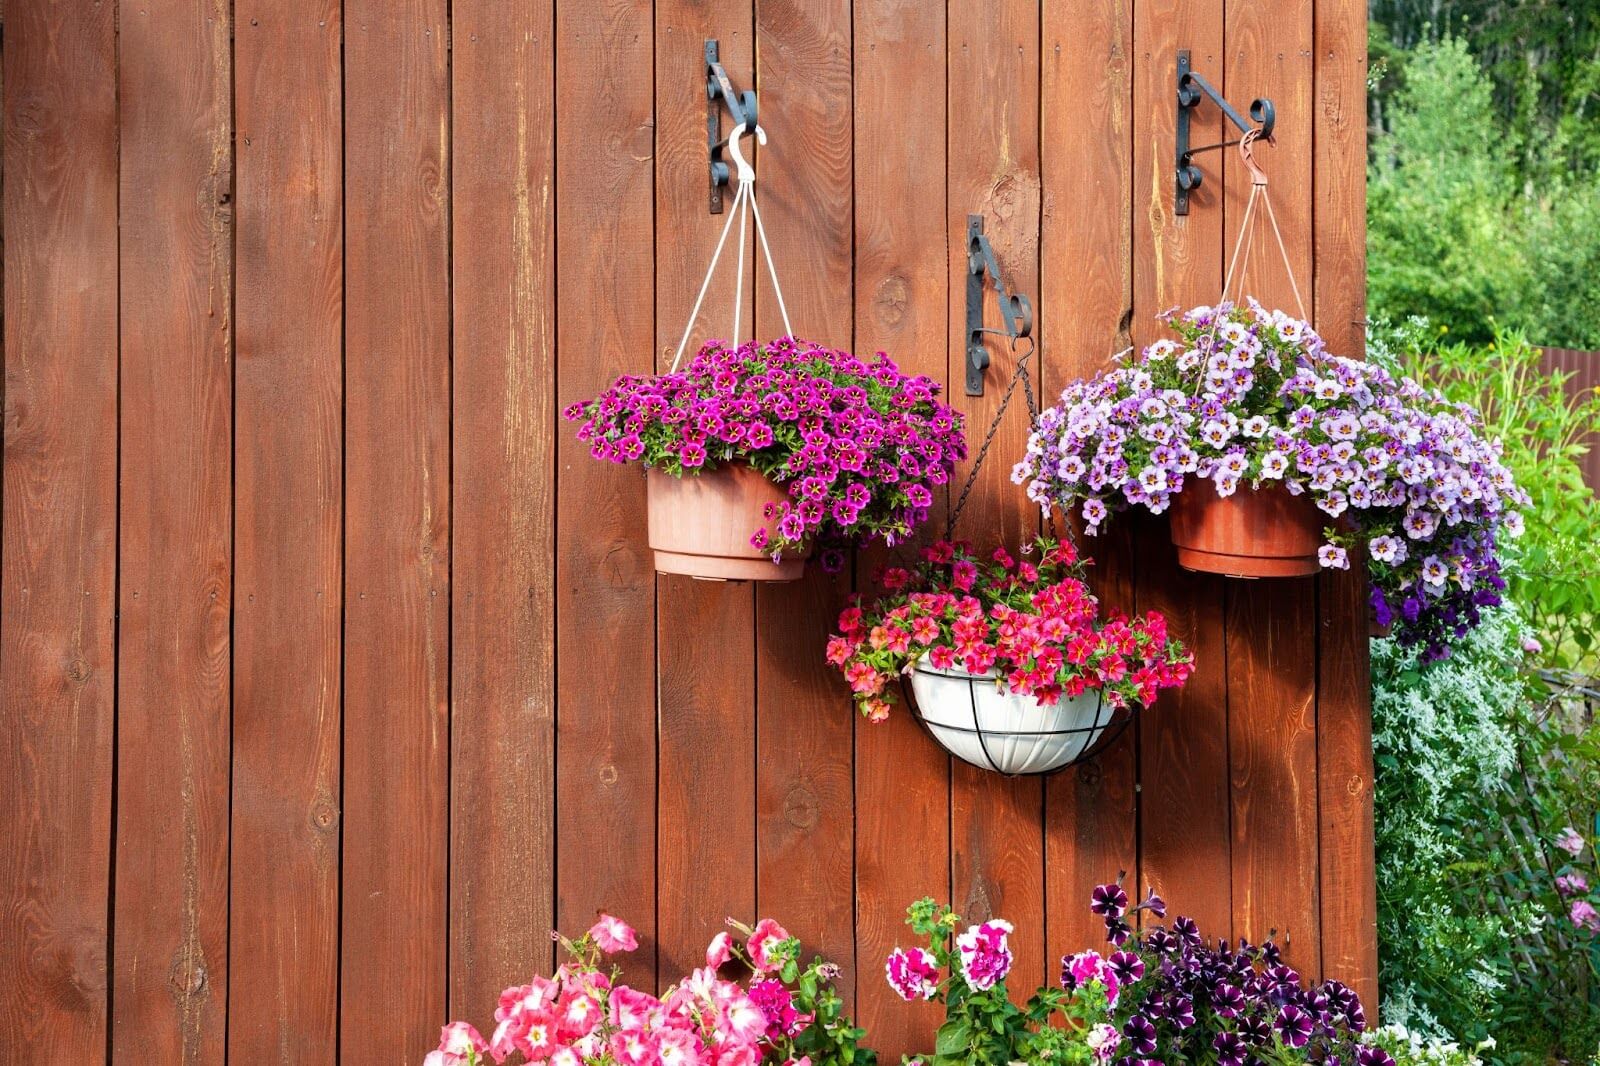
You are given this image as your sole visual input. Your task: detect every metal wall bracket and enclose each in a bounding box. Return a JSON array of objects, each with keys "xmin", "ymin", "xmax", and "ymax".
[
  {"xmin": 1174, "ymin": 49, "xmax": 1275, "ymax": 215},
  {"xmin": 965, "ymin": 215, "xmax": 1033, "ymax": 397},
  {"xmin": 706, "ymin": 39, "xmax": 757, "ymax": 214}
]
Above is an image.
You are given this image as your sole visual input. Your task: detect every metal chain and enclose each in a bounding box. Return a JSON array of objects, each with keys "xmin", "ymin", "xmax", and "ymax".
[{"xmin": 945, "ymin": 336, "xmax": 1041, "ymax": 538}]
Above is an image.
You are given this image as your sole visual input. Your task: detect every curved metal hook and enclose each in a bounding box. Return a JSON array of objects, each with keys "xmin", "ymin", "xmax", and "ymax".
[{"xmin": 727, "ymin": 121, "xmax": 765, "ymax": 183}]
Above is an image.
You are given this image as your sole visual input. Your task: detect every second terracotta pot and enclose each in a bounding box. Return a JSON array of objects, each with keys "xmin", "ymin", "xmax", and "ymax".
[
  {"xmin": 646, "ymin": 463, "xmax": 805, "ymax": 582},
  {"xmin": 1168, "ymin": 481, "xmax": 1323, "ymax": 578}
]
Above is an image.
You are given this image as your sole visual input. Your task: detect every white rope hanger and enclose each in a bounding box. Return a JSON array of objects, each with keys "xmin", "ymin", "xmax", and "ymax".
[{"xmin": 670, "ymin": 122, "xmax": 795, "ymax": 372}]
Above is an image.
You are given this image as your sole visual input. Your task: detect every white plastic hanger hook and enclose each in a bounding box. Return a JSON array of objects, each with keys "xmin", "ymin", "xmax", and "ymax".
[{"xmin": 727, "ymin": 121, "xmax": 765, "ymax": 183}]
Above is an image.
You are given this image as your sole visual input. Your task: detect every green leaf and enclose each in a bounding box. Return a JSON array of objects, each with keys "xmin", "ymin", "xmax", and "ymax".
[{"xmin": 935, "ymin": 1021, "xmax": 972, "ymax": 1057}]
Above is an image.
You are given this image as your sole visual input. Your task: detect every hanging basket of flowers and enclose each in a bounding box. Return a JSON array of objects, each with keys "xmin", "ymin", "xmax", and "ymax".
[
  {"xmin": 1015, "ymin": 299, "xmax": 1527, "ymax": 659},
  {"xmin": 565, "ymin": 123, "xmax": 965, "ymax": 581},
  {"xmin": 1014, "ymin": 133, "xmax": 1525, "ymax": 659},
  {"xmin": 827, "ymin": 538, "xmax": 1193, "ymax": 776}
]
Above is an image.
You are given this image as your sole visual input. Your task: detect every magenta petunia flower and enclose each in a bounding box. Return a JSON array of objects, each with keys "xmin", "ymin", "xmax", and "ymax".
[
  {"xmin": 884, "ymin": 946, "xmax": 940, "ymax": 1001},
  {"xmin": 955, "ymin": 919, "xmax": 1014, "ymax": 991}
]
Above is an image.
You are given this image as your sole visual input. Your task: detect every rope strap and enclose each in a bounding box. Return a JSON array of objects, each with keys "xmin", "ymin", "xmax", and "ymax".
[{"xmin": 670, "ymin": 123, "xmax": 794, "ymax": 372}]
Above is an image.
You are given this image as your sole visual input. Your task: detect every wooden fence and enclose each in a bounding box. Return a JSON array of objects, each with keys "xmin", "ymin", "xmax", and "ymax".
[
  {"xmin": 1542, "ymin": 347, "xmax": 1600, "ymax": 492},
  {"xmin": 0, "ymin": 1, "xmax": 1374, "ymax": 1062}
]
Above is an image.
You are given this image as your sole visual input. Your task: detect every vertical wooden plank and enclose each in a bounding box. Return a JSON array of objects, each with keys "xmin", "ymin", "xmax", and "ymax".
[
  {"xmin": 1131, "ymin": 0, "xmax": 1233, "ymax": 939},
  {"xmin": 1041, "ymin": 0, "xmax": 1139, "ymax": 953},
  {"xmin": 554, "ymin": 0, "xmax": 658, "ymax": 990},
  {"xmin": 342, "ymin": 0, "xmax": 450, "ymax": 1057},
  {"xmin": 754, "ymin": 0, "xmax": 856, "ymax": 1000},
  {"xmin": 653, "ymin": 0, "xmax": 756, "ymax": 989},
  {"xmin": 0, "ymin": 1, "xmax": 118, "ymax": 1055},
  {"xmin": 853, "ymin": 0, "xmax": 951, "ymax": 1051},
  {"xmin": 1224, "ymin": 0, "xmax": 1321, "ymax": 972},
  {"xmin": 113, "ymin": 0, "xmax": 232, "ymax": 1060},
  {"xmin": 231, "ymin": 0, "xmax": 344, "ymax": 1058},
  {"xmin": 1315, "ymin": 0, "xmax": 1377, "ymax": 1006},
  {"xmin": 946, "ymin": 0, "xmax": 1046, "ymax": 993},
  {"xmin": 450, "ymin": 0, "xmax": 559, "ymax": 1013}
]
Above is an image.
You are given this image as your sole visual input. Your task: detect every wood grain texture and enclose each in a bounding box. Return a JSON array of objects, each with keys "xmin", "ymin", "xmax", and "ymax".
[
  {"xmin": 450, "ymin": 0, "xmax": 559, "ymax": 1015},
  {"xmin": 1314, "ymin": 0, "xmax": 1377, "ymax": 1008},
  {"xmin": 654, "ymin": 0, "xmax": 756, "ymax": 993},
  {"xmin": 656, "ymin": 576, "xmax": 757, "ymax": 984},
  {"xmin": 0, "ymin": 0, "xmax": 1387, "ymax": 1047},
  {"xmin": 555, "ymin": 0, "xmax": 658, "ymax": 991},
  {"xmin": 1224, "ymin": 0, "xmax": 1321, "ymax": 971},
  {"xmin": 230, "ymin": 0, "xmax": 344, "ymax": 1059},
  {"xmin": 947, "ymin": 0, "xmax": 1047, "ymax": 995},
  {"xmin": 0, "ymin": 1, "xmax": 119, "ymax": 1055},
  {"xmin": 113, "ymin": 0, "xmax": 233, "ymax": 1060},
  {"xmin": 1041, "ymin": 0, "xmax": 1139, "ymax": 953},
  {"xmin": 1131, "ymin": 0, "xmax": 1233, "ymax": 942},
  {"xmin": 755, "ymin": 0, "xmax": 857, "ymax": 1003},
  {"xmin": 341, "ymin": 0, "xmax": 451, "ymax": 1058},
  {"xmin": 852, "ymin": 0, "xmax": 951, "ymax": 1049}
]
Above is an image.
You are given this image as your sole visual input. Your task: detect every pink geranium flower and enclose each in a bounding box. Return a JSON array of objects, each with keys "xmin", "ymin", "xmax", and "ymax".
[
  {"xmin": 746, "ymin": 918, "xmax": 791, "ymax": 971},
  {"xmin": 424, "ymin": 1021, "xmax": 488, "ymax": 1066},
  {"xmin": 589, "ymin": 913, "xmax": 639, "ymax": 953}
]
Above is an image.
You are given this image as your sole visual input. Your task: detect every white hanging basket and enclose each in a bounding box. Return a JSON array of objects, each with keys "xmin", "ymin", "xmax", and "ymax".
[{"xmin": 906, "ymin": 655, "xmax": 1126, "ymax": 776}]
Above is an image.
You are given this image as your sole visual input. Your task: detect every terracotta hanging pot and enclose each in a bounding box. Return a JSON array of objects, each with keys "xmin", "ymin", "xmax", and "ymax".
[
  {"xmin": 1168, "ymin": 481, "xmax": 1323, "ymax": 578},
  {"xmin": 646, "ymin": 463, "xmax": 805, "ymax": 582}
]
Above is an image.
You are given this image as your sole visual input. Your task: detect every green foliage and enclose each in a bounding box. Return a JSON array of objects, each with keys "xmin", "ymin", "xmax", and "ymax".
[
  {"xmin": 1370, "ymin": 321, "xmax": 1600, "ymax": 676},
  {"xmin": 1367, "ymin": 35, "xmax": 1600, "ymax": 347},
  {"xmin": 1371, "ymin": 606, "xmax": 1530, "ymax": 1042},
  {"xmin": 1371, "ymin": 602, "xmax": 1600, "ymax": 1063},
  {"xmin": 896, "ymin": 899, "xmax": 1103, "ymax": 1066}
]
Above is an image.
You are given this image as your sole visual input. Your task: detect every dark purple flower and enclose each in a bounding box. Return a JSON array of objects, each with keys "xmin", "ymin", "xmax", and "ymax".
[
  {"xmin": 1357, "ymin": 1047, "xmax": 1396, "ymax": 1066},
  {"xmin": 1274, "ymin": 1005, "xmax": 1314, "ymax": 1048},
  {"xmin": 1091, "ymin": 883, "xmax": 1130, "ymax": 919},
  {"xmin": 1213, "ymin": 1032, "xmax": 1248, "ymax": 1066},
  {"xmin": 1172, "ymin": 917, "xmax": 1201, "ymax": 948},
  {"xmin": 1211, "ymin": 982, "xmax": 1246, "ymax": 1018},
  {"xmin": 1122, "ymin": 1015, "xmax": 1157, "ymax": 1056},
  {"xmin": 1108, "ymin": 950, "xmax": 1145, "ymax": 983}
]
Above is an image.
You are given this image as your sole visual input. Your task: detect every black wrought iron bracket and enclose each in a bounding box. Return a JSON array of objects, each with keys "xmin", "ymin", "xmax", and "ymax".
[
  {"xmin": 964, "ymin": 215, "xmax": 1033, "ymax": 397},
  {"xmin": 1174, "ymin": 49, "xmax": 1276, "ymax": 215},
  {"xmin": 706, "ymin": 39, "xmax": 758, "ymax": 214}
]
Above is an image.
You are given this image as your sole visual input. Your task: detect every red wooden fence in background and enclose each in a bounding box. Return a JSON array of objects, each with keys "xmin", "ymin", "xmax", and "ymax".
[
  {"xmin": 0, "ymin": 1, "xmax": 1374, "ymax": 1062},
  {"xmin": 1542, "ymin": 348, "xmax": 1600, "ymax": 493}
]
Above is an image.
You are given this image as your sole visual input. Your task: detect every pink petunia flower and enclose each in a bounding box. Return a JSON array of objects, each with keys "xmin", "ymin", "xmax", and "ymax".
[
  {"xmin": 590, "ymin": 913, "xmax": 639, "ymax": 953},
  {"xmin": 705, "ymin": 931, "xmax": 734, "ymax": 969},
  {"xmin": 955, "ymin": 919, "xmax": 1014, "ymax": 991},
  {"xmin": 885, "ymin": 946, "xmax": 941, "ymax": 1001},
  {"xmin": 1556, "ymin": 827, "xmax": 1586, "ymax": 858},
  {"xmin": 1571, "ymin": 898, "xmax": 1600, "ymax": 933},
  {"xmin": 746, "ymin": 918, "xmax": 792, "ymax": 971},
  {"xmin": 424, "ymin": 1021, "xmax": 489, "ymax": 1066},
  {"xmin": 608, "ymin": 985, "xmax": 660, "ymax": 1031}
]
